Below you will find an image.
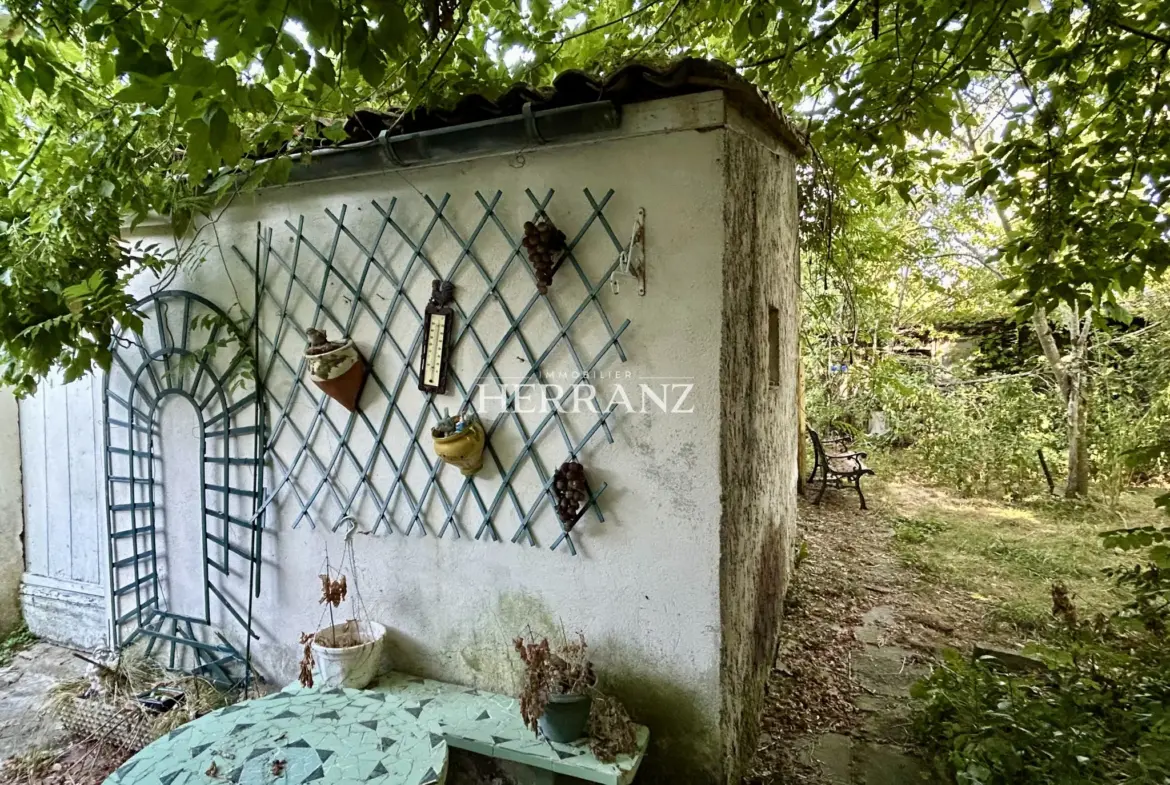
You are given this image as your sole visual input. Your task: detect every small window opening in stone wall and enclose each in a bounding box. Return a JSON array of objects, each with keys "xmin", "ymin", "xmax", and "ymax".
[{"xmin": 768, "ymin": 305, "xmax": 780, "ymax": 388}]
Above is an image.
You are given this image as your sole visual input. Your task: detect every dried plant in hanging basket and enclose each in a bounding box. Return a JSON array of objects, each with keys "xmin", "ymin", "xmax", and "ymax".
[
  {"xmin": 298, "ymin": 632, "xmax": 316, "ymax": 688},
  {"xmin": 299, "ymin": 569, "xmax": 350, "ymax": 687},
  {"xmin": 319, "ymin": 573, "xmax": 347, "ymax": 607},
  {"xmin": 297, "ymin": 541, "xmax": 385, "ymax": 689},
  {"xmin": 553, "ymin": 459, "xmax": 590, "ymax": 531},
  {"xmin": 522, "ymin": 219, "xmax": 567, "ymax": 294}
]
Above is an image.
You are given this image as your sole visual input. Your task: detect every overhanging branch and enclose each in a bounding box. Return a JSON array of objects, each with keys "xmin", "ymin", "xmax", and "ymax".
[
  {"xmin": 1, "ymin": 125, "xmax": 53, "ymax": 198},
  {"xmin": 739, "ymin": 0, "xmax": 864, "ymax": 69},
  {"xmin": 1111, "ymin": 18, "xmax": 1170, "ymax": 46}
]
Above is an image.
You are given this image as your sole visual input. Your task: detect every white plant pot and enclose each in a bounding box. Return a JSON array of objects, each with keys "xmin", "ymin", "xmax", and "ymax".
[{"xmin": 310, "ymin": 620, "xmax": 387, "ymax": 689}]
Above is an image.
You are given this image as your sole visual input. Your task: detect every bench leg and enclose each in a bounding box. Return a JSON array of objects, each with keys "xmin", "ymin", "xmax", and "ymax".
[
  {"xmin": 815, "ymin": 472, "xmax": 829, "ymax": 505},
  {"xmin": 854, "ymin": 477, "xmax": 867, "ymax": 510},
  {"xmin": 807, "ymin": 454, "xmax": 820, "ymax": 484}
]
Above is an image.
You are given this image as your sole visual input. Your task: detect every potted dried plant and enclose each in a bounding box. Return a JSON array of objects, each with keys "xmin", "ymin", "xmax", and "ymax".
[
  {"xmin": 298, "ymin": 523, "xmax": 385, "ymax": 689},
  {"xmin": 514, "ymin": 632, "xmax": 597, "ymax": 743}
]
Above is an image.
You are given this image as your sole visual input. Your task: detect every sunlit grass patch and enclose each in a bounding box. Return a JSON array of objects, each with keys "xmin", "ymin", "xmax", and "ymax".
[{"xmin": 879, "ymin": 480, "xmax": 1164, "ymax": 633}]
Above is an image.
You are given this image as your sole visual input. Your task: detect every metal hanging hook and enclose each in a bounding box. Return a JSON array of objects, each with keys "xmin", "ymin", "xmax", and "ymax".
[
  {"xmin": 332, "ymin": 514, "xmax": 361, "ymax": 542},
  {"xmin": 609, "ymin": 207, "xmax": 646, "ymax": 296}
]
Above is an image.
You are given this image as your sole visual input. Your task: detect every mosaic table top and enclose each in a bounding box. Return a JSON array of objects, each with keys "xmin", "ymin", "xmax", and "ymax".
[
  {"xmin": 104, "ymin": 688, "xmax": 447, "ymax": 785},
  {"xmin": 369, "ymin": 673, "xmax": 648, "ymax": 785}
]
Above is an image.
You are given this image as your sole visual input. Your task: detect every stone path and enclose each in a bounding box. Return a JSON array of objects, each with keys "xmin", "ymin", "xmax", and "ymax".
[
  {"xmin": 796, "ymin": 604, "xmax": 932, "ymax": 784},
  {"xmin": 747, "ymin": 485, "xmax": 997, "ymax": 784},
  {"xmin": 0, "ymin": 642, "xmax": 88, "ymax": 761}
]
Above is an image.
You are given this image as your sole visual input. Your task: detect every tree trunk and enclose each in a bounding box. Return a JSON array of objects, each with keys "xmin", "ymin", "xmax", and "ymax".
[
  {"xmin": 1063, "ymin": 313, "xmax": 1092, "ymax": 497},
  {"xmin": 963, "ymin": 116, "xmax": 1092, "ymax": 496},
  {"xmin": 995, "ymin": 213, "xmax": 1088, "ymax": 496},
  {"xmin": 1064, "ymin": 381, "xmax": 1089, "ymax": 497},
  {"xmin": 1030, "ymin": 309, "xmax": 1068, "ymax": 397}
]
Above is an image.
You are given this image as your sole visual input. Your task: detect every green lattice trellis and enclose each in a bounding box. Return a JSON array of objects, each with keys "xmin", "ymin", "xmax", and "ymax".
[
  {"xmin": 232, "ymin": 187, "xmax": 632, "ymax": 555},
  {"xmin": 103, "ymin": 187, "xmax": 634, "ymax": 678}
]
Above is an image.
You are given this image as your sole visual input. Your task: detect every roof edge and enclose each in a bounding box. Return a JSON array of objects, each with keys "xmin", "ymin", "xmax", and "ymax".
[{"xmin": 328, "ymin": 58, "xmax": 806, "ymax": 158}]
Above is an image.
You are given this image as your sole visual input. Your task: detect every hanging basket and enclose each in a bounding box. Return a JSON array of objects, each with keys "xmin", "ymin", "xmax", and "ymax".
[
  {"xmin": 304, "ymin": 338, "xmax": 367, "ymax": 412},
  {"xmin": 310, "ymin": 620, "xmax": 387, "ymax": 690},
  {"xmin": 432, "ymin": 417, "xmax": 486, "ymax": 477}
]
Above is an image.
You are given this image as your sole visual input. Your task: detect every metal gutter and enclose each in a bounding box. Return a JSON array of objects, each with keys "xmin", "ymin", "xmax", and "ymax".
[
  {"xmin": 284, "ymin": 100, "xmax": 621, "ymax": 184},
  {"xmin": 119, "ymin": 99, "xmax": 621, "ymax": 227}
]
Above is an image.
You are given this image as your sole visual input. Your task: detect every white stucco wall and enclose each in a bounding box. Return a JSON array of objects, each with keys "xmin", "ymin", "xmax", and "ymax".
[
  {"xmin": 121, "ymin": 95, "xmax": 733, "ymax": 778},
  {"xmin": 11, "ymin": 89, "xmax": 806, "ymax": 782}
]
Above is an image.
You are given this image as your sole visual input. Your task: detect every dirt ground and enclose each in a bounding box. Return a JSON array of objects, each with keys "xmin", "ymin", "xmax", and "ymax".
[
  {"xmin": 0, "ymin": 644, "xmax": 88, "ymax": 762},
  {"xmin": 746, "ymin": 481, "xmax": 1011, "ymax": 785},
  {"xmin": 0, "ymin": 643, "xmax": 132, "ymax": 785}
]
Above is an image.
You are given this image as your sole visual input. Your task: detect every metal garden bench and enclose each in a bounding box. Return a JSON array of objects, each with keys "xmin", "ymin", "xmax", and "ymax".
[{"xmin": 807, "ymin": 427, "xmax": 875, "ymax": 510}]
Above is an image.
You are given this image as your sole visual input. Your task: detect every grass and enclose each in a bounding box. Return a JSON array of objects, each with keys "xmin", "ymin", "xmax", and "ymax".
[
  {"xmin": 0, "ymin": 623, "xmax": 36, "ymax": 668},
  {"xmin": 879, "ymin": 479, "xmax": 1165, "ymax": 633}
]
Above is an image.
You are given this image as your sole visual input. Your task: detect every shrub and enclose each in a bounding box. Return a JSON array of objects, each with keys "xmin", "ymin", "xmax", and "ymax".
[
  {"xmin": 913, "ymin": 528, "xmax": 1170, "ymax": 785},
  {"xmin": 807, "ymin": 355, "xmax": 1063, "ymax": 496},
  {"xmin": 805, "ymin": 297, "xmax": 1170, "ymax": 502},
  {"xmin": 914, "ymin": 634, "xmax": 1170, "ymax": 785}
]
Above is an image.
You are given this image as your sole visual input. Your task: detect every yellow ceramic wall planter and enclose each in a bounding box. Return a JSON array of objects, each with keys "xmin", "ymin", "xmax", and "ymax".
[{"xmin": 433, "ymin": 417, "xmax": 486, "ymax": 477}]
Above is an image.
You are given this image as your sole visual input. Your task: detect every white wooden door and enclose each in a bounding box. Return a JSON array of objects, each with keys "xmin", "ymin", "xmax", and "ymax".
[{"xmin": 19, "ymin": 374, "xmax": 111, "ymax": 649}]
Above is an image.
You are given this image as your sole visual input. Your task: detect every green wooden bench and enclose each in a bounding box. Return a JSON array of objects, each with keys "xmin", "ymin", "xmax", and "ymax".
[{"xmin": 369, "ymin": 672, "xmax": 649, "ymax": 785}]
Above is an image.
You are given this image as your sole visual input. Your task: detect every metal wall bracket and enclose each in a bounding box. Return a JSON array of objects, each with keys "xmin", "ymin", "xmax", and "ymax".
[{"xmin": 610, "ymin": 208, "xmax": 645, "ymax": 296}]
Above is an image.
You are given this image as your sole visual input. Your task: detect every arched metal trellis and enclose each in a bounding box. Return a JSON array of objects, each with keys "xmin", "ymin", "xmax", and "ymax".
[{"xmin": 103, "ymin": 290, "xmax": 264, "ymax": 686}]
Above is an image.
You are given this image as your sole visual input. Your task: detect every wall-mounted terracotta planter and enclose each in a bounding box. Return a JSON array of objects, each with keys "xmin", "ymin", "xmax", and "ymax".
[
  {"xmin": 304, "ymin": 338, "xmax": 367, "ymax": 412},
  {"xmin": 432, "ymin": 416, "xmax": 486, "ymax": 477}
]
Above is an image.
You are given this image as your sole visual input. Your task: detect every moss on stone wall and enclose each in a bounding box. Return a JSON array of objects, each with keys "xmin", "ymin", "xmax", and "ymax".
[
  {"xmin": 600, "ymin": 658, "xmax": 721, "ymax": 784},
  {"xmin": 717, "ymin": 124, "xmax": 801, "ymax": 785}
]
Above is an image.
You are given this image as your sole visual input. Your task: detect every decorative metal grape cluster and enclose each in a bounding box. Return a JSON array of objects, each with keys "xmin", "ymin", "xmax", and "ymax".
[
  {"xmin": 521, "ymin": 219, "xmax": 567, "ymax": 294},
  {"xmin": 553, "ymin": 459, "xmax": 589, "ymax": 531}
]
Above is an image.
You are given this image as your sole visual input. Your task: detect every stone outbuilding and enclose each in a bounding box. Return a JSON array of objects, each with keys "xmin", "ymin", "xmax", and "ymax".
[{"xmin": 18, "ymin": 59, "xmax": 803, "ymax": 783}]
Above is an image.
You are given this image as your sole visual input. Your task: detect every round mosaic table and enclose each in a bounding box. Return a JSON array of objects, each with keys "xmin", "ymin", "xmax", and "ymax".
[{"xmin": 104, "ymin": 688, "xmax": 448, "ymax": 785}]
